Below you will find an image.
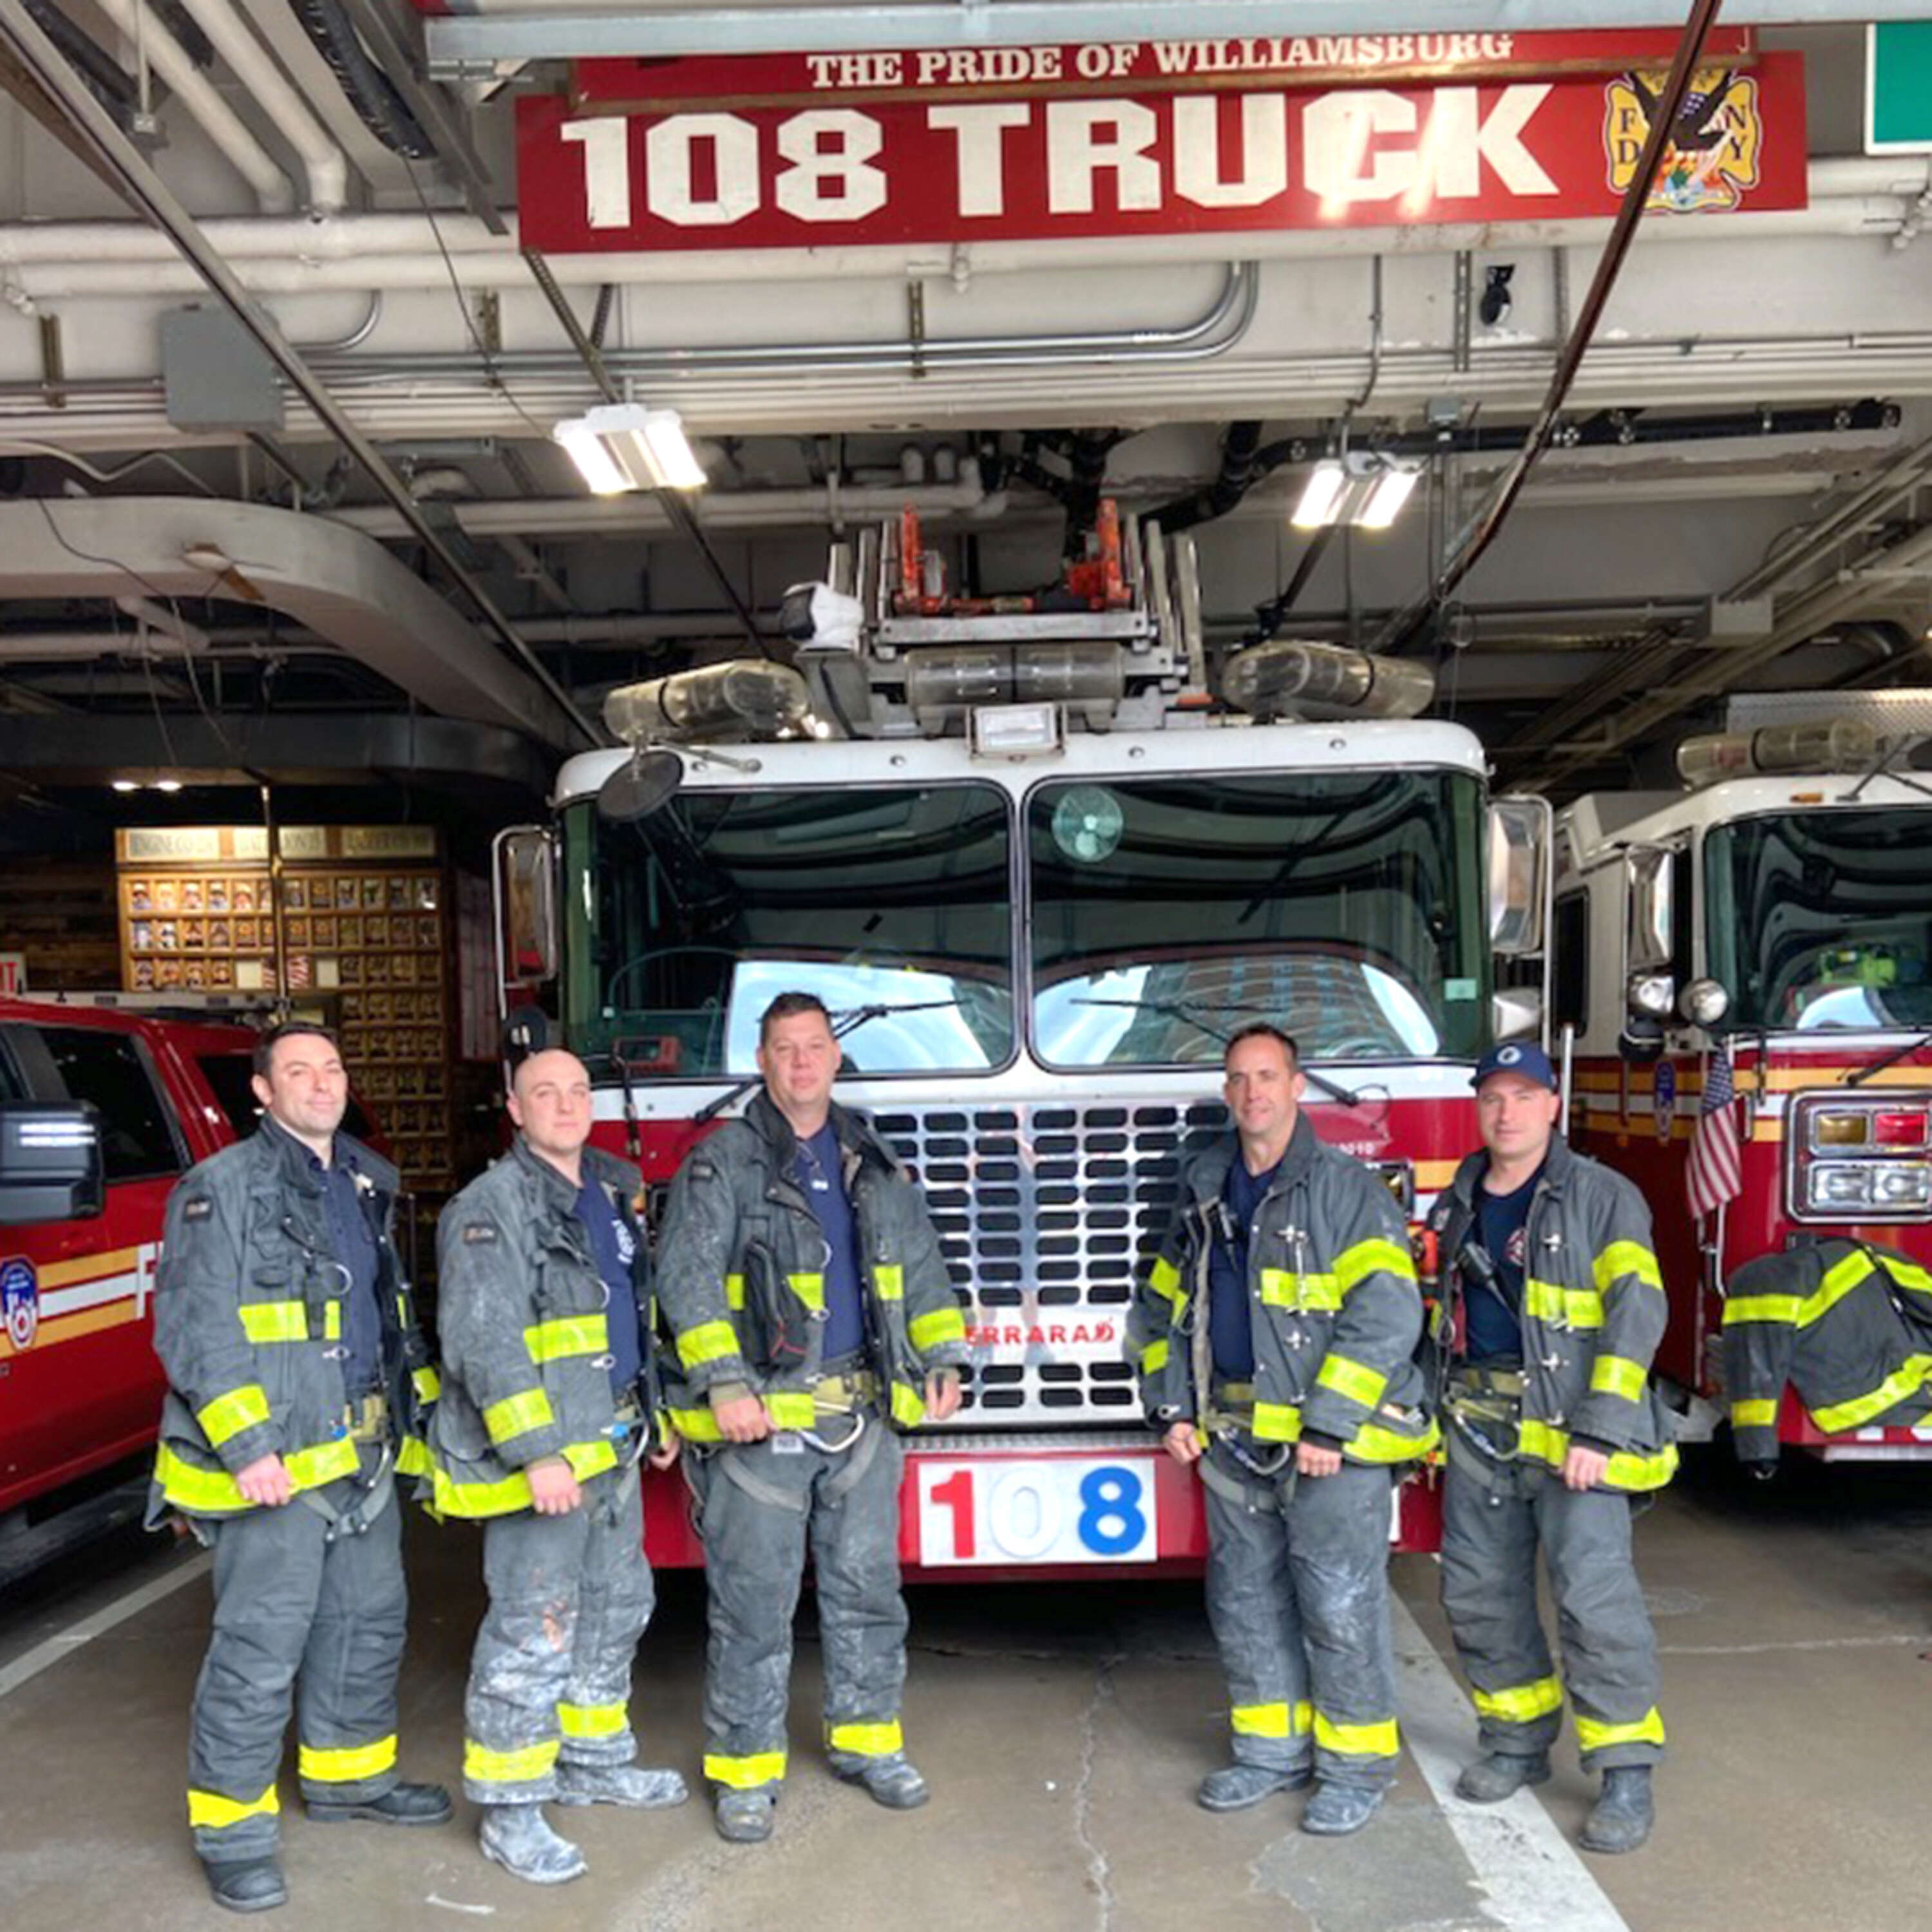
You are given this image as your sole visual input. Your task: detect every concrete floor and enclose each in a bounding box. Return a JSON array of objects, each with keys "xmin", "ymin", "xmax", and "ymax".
[{"xmin": 4, "ymin": 1453, "xmax": 1932, "ymax": 1932}]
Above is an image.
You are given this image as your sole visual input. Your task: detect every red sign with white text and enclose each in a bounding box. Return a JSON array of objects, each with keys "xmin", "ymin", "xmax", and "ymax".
[{"xmin": 515, "ymin": 51, "xmax": 1807, "ymax": 254}]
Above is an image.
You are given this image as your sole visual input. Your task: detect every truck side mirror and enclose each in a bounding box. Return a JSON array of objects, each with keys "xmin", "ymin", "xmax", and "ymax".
[
  {"xmin": 495, "ymin": 827, "xmax": 558, "ymax": 987},
  {"xmin": 1488, "ymin": 796, "xmax": 1551, "ymax": 956},
  {"xmin": 0, "ymin": 1101, "xmax": 104, "ymax": 1223}
]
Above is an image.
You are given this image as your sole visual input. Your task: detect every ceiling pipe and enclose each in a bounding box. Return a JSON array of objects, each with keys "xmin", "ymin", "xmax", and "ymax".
[
  {"xmin": 88, "ymin": 0, "xmax": 295, "ymax": 213},
  {"xmin": 171, "ymin": 0, "xmax": 347, "ymax": 214},
  {"xmin": 0, "ymin": 0, "xmax": 601, "ymax": 749}
]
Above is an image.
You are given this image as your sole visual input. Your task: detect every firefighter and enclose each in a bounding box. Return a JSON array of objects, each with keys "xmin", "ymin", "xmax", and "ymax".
[
  {"xmin": 655, "ymin": 990, "xmax": 971, "ymax": 1844},
  {"xmin": 1132, "ymin": 1023, "xmax": 1435, "ymax": 1838},
  {"xmin": 149, "ymin": 1022, "xmax": 449, "ymax": 1915},
  {"xmin": 1428, "ymin": 1042, "xmax": 1676, "ymax": 1855},
  {"xmin": 431, "ymin": 1048, "xmax": 688, "ymax": 1884}
]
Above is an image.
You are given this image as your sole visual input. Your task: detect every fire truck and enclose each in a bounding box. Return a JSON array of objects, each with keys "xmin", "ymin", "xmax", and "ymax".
[
  {"xmin": 497, "ymin": 508, "xmax": 1551, "ymax": 1574},
  {"xmin": 1555, "ymin": 691, "xmax": 1932, "ymax": 1461}
]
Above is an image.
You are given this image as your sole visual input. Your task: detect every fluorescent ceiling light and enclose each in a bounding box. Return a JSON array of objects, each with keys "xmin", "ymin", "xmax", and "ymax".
[
  {"xmin": 553, "ymin": 402, "xmax": 708, "ymax": 495},
  {"xmin": 1291, "ymin": 453, "xmax": 1423, "ymax": 531},
  {"xmin": 1291, "ymin": 459, "xmax": 1350, "ymax": 529},
  {"xmin": 1357, "ymin": 465, "xmax": 1421, "ymax": 531}
]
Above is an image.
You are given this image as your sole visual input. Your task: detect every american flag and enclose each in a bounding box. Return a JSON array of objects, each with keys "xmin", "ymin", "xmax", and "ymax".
[{"xmin": 1687, "ymin": 1045, "xmax": 1743, "ymax": 1219}]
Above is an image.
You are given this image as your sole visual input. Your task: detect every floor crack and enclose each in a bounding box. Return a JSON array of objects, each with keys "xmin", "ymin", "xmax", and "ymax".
[{"xmin": 1072, "ymin": 1650, "xmax": 1125, "ymax": 1932}]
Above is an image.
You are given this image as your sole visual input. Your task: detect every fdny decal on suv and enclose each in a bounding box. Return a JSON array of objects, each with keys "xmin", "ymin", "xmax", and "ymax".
[{"xmin": 1, "ymin": 1256, "xmax": 39, "ymax": 1352}]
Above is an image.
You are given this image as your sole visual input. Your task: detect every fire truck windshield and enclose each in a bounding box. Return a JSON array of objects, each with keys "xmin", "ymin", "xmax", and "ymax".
[
  {"xmin": 1705, "ymin": 808, "xmax": 1932, "ymax": 1032},
  {"xmin": 561, "ymin": 784, "xmax": 1014, "ymax": 1078},
  {"xmin": 1027, "ymin": 769, "xmax": 1489, "ymax": 1067}
]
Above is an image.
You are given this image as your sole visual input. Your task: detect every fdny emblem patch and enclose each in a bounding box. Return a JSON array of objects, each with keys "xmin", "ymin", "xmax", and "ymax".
[
  {"xmin": 1, "ymin": 1256, "xmax": 39, "ymax": 1351},
  {"xmin": 1604, "ymin": 66, "xmax": 1764, "ymax": 213}
]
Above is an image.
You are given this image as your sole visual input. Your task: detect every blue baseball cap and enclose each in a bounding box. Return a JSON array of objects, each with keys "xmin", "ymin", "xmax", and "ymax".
[{"xmin": 1472, "ymin": 1042, "xmax": 1558, "ymax": 1092}]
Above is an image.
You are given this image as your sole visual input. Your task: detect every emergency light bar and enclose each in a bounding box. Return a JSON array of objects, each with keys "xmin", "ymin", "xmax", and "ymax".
[{"xmin": 1676, "ymin": 719, "xmax": 1878, "ymax": 788}]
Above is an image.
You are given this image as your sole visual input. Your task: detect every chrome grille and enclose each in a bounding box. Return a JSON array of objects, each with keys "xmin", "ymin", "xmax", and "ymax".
[{"xmin": 872, "ymin": 1099, "xmax": 1228, "ymax": 1425}]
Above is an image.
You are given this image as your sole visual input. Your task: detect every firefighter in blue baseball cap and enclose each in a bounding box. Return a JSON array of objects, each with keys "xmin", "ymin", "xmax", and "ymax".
[{"xmin": 1424, "ymin": 1037, "xmax": 1677, "ymax": 1855}]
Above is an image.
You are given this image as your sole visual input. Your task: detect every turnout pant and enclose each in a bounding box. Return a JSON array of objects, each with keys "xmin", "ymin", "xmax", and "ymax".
[
  {"xmin": 462, "ymin": 1460, "xmax": 655, "ymax": 1804},
  {"xmin": 187, "ymin": 1454, "xmax": 407, "ymax": 1864},
  {"xmin": 688, "ymin": 1419, "xmax": 907, "ymax": 1793},
  {"xmin": 1439, "ymin": 1419, "xmax": 1664, "ymax": 1771},
  {"xmin": 1200, "ymin": 1443, "xmax": 1401, "ymax": 1789}
]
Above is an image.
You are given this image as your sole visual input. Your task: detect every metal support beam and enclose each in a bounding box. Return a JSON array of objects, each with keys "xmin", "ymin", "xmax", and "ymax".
[
  {"xmin": 426, "ymin": 1, "xmax": 1931, "ymax": 70},
  {"xmin": 0, "ymin": 0, "xmax": 601, "ymax": 750}
]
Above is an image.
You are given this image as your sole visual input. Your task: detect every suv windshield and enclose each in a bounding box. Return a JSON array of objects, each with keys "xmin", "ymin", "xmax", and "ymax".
[
  {"xmin": 1028, "ymin": 770, "xmax": 1488, "ymax": 1067},
  {"xmin": 562, "ymin": 784, "xmax": 1014, "ymax": 1078},
  {"xmin": 1705, "ymin": 808, "xmax": 1932, "ymax": 1030}
]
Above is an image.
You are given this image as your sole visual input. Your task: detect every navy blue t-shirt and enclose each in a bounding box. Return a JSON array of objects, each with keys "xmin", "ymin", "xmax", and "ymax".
[
  {"xmin": 1208, "ymin": 1155, "xmax": 1281, "ymax": 1381},
  {"xmin": 272, "ymin": 1119, "xmax": 381, "ymax": 1396},
  {"xmin": 576, "ymin": 1177, "xmax": 643, "ymax": 1400},
  {"xmin": 795, "ymin": 1123, "xmax": 866, "ymax": 1363},
  {"xmin": 1465, "ymin": 1164, "xmax": 1542, "ymax": 1364}
]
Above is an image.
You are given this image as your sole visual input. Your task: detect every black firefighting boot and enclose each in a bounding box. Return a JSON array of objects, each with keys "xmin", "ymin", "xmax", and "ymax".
[
  {"xmin": 1197, "ymin": 1763, "xmax": 1313, "ymax": 1812},
  {"xmin": 1455, "ymin": 1751, "xmax": 1552, "ymax": 1803},
  {"xmin": 1580, "ymin": 1766, "xmax": 1654, "ymax": 1854},
  {"xmin": 478, "ymin": 1804, "xmax": 587, "ymax": 1884},
  {"xmin": 204, "ymin": 1857, "xmax": 288, "ymax": 1914}
]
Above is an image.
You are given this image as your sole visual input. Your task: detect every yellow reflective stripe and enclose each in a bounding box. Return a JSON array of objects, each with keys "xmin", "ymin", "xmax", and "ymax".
[
  {"xmin": 1888, "ymin": 1258, "xmax": 1932, "ymax": 1298},
  {"xmin": 1525, "ymin": 1278, "xmax": 1604, "ymax": 1329},
  {"xmin": 1731, "ymin": 1398, "xmax": 1779, "ymax": 1428},
  {"xmin": 724, "ymin": 1272, "xmax": 746, "ymax": 1310},
  {"xmin": 1589, "ymin": 1356, "xmax": 1647, "ymax": 1402},
  {"xmin": 187, "ymin": 1783, "xmax": 280, "ymax": 1830},
  {"xmin": 668, "ymin": 1404, "xmax": 723, "ymax": 1443},
  {"xmin": 1349, "ymin": 1415, "xmax": 1441, "ymax": 1464},
  {"xmin": 483, "ymin": 1387, "xmax": 556, "ymax": 1444},
  {"xmin": 1334, "ymin": 1237, "xmax": 1417, "ymax": 1293},
  {"xmin": 428, "ymin": 1439, "xmax": 619, "ymax": 1518},
  {"xmin": 768, "ymin": 1391, "xmax": 817, "ymax": 1429},
  {"xmin": 1812, "ymin": 1352, "xmax": 1932, "ymax": 1434},
  {"xmin": 1723, "ymin": 1293, "xmax": 1801, "ymax": 1327},
  {"xmin": 238, "ymin": 1300, "xmax": 310, "ymax": 1343},
  {"xmin": 395, "ymin": 1435, "xmax": 433, "ymax": 1477},
  {"xmin": 525, "ymin": 1314, "xmax": 609, "ymax": 1363},
  {"xmin": 1231, "ymin": 1701, "xmax": 1312, "ymax": 1738},
  {"xmin": 1314, "ymin": 1354, "xmax": 1388, "ymax": 1407},
  {"xmin": 873, "ymin": 1264, "xmax": 905, "ymax": 1302},
  {"xmin": 1473, "ymin": 1676, "xmax": 1563, "ymax": 1724},
  {"xmin": 1314, "ymin": 1714, "xmax": 1399, "ymax": 1758},
  {"xmin": 705, "ymin": 1750, "xmax": 787, "ymax": 1790},
  {"xmin": 1252, "ymin": 1401, "xmax": 1303, "ymax": 1444},
  {"xmin": 1258, "ymin": 1269, "xmax": 1341, "ymax": 1312},
  {"xmin": 465, "ymin": 1738, "xmax": 560, "ymax": 1785},
  {"xmin": 1518, "ymin": 1419, "xmax": 1678, "ymax": 1491},
  {"xmin": 677, "ymin": 1320, "xmax": 741, "ymax": 1370},
  {"xmin": 155, "ymin": 1436, "xmax": 359, "ymax": 1515},
  {"xmin": 558, "ymin": 1702, "xmax": 627, "ymax": 1740},
  {"xmin": 412, "ymin": 1366, "xmax": 441, "ymax": 1404},
  {"xmin": 1799, "ymin": 1249, "xmax": 1877, "ymax": 1327},
  {"xmin": 299, "ymin": 1735, "xmax": 397, "ymax": 1784},
  {"xmin": 788, "ymin": 1271, "xmax": 826, "ymax": 1312},
  {"xmin": 1148, "ymin": 1256, "xmax": 1183, "ymax": 1309},
  {"xmin": 826, "ymin": 1719, "xmax": 903, "ymax": 1756},
  {"xmin": 1574, "ymin": 1707, "xmax": 1665, "ymax": 1752},
  {"xmin": 196, "ymin": 1384, "xmax": 270, "ymax": 1448},
  {"xmin": 891, "ymin": 1381, "xmax": 928, "ymax": 1428},
  {"xmin": 1594, "ymin": 1240, "xmax": 1663, "ymax": 1293},
  {"xmin": 1139, "ymin": 1336, "xmax": 1171, "ymax": 1375},
  {"xmin": 909, "ymin": 1306, "xmax": 966, "ymax": 1352}
]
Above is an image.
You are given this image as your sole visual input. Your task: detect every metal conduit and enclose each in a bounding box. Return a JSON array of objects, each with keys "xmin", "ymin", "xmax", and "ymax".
[{"xmin": 301, "ymin": 261, "xmax": 1259, "ymax": 384}]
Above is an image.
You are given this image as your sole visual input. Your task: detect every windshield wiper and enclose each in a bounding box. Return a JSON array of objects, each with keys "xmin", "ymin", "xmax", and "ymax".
[
  {"xmin": 1071, "ymin": 998, "xmax": 1361, "ymax": 1105},
  {"xmin": 692, "ymin": 998, "xmax": 964, "ymax": 1124},
  {"xmin": 1846, "ymin": 1028, "xmax": 1932, "ymax": 1086}
]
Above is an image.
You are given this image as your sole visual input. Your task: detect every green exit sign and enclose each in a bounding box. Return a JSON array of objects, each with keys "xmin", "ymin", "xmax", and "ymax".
[{"xmin": 1868, "ymin": 21, "xmax": 1932, "ymax": 153}]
